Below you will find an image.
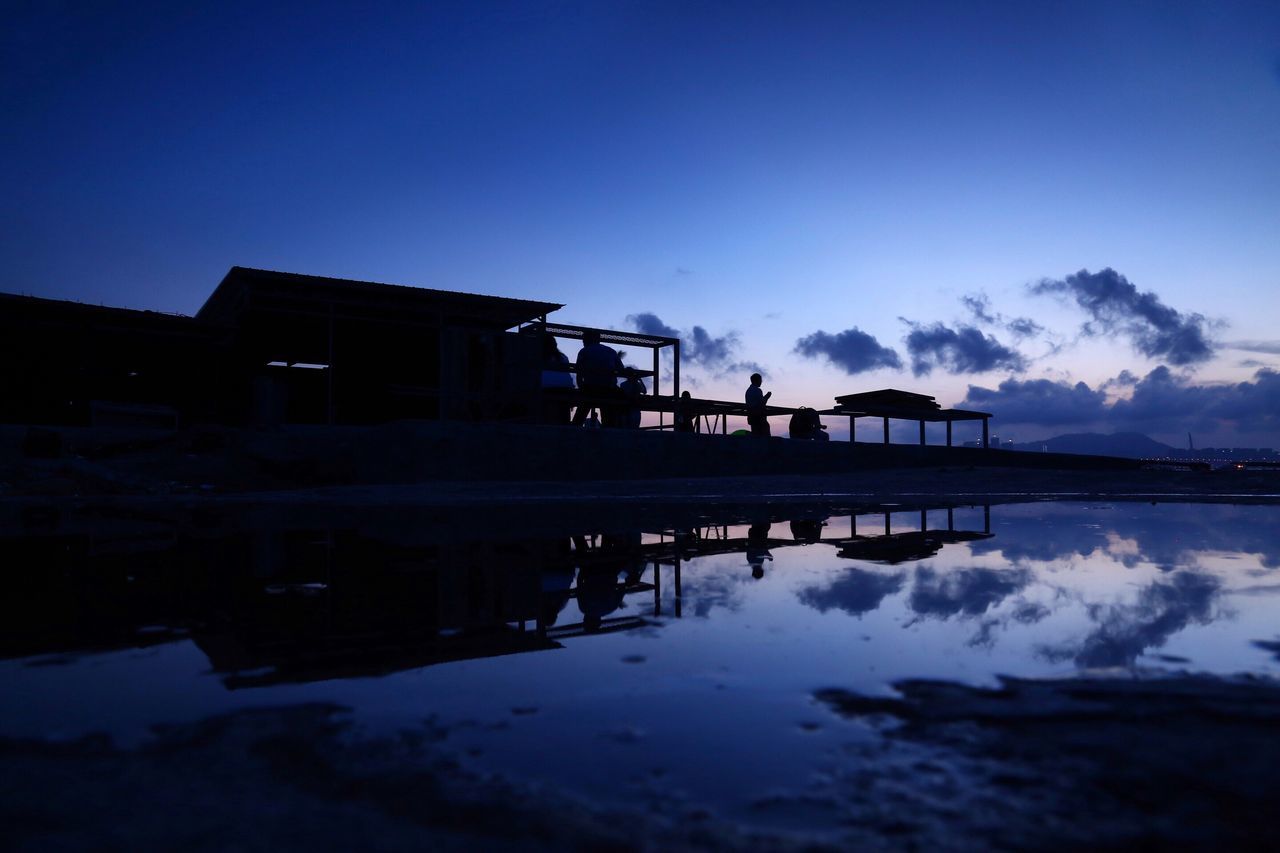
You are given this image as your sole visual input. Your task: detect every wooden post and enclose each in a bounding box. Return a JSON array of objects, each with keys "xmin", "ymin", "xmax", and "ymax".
[
  {"xmin": 984, "ymin": 504, "xmax": 991, "ymax": 533},
  {"xmin": 883, "ymin": 512, "xmax": 891, "ymax": 536},
  {"xmin": 946, "ymin": 420, "xmax": 952, "ymax": 447},
  {"xmin": 920, "ymin": 509, "xmax": 927, "ymax": 531},
  {"xmin": 947, "ymin": 507, "xmax": 954, "ymax": 530},
  {"xmin": 883, "ymin": 417, "xmax": 890, "ymax": 445},
  {"xmin": 849, "ymin": 415, "xmax": 855, "ymax": 443},
  {"xmin": 982, "ymin": 418, "xmax": 990, "ymax": 449},
  {"xmin": 918, "ymin": 420, "xmax": 925, "ymax": 445}
]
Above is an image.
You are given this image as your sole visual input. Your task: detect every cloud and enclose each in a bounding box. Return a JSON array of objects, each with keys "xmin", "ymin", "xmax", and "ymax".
[
  {"xmin": 961, "ymin": 294, "xmax": 997, "ymax": 325},
  {"xmin": 908, "ymin": 567, "xmax": 1032, "ymax": 619},
  {"xmin": 961, "ymin": 292, "xmax": 1044, "ymax": 341},
  {"xmin": 1228, "ymin": 340, "xmax": 1280, "ymax": 355},
  {"xmin": 1006, "ymin": 317, "xmax": 1044, "ymax": 339},
  {"xmin": 1030, "ymin": 268, "xmax": 1214, "ymax": 366},
  {"xmin": 961, "ymin": 377, "xmax": 1109, "ymax": 425},
  {"xmin": 1052, "ymin": 572, "xmax": 1219, "ymax": 669},
  {"xmin": 903, "ymin": 322, "xmax": 1028, "ymax": 377},
  {"xmin": 960, "ymin": 367, "xmax": 1280, "ymax": 434},
  {"xmin": 627, "ymin": 312, "xmax": 680, "ymax": 339},
  {"xmin": 626, "ymin": 312, "xmax": 764, "ymax": 378},
  {"xmin": 798, "ymin": 568, "xmax": 906, "ymax": 616},
  {"xmin": 793, "ymin": 327, "xmax": 903, "ymax": 374}
]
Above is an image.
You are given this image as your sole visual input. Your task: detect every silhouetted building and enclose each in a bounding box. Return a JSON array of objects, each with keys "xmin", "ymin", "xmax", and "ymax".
[{"xmin": 1, "ymin": 267, "xmax": 563, "ymax": 427}]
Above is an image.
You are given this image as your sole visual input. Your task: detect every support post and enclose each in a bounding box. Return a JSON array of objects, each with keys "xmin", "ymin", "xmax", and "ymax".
[
  {"xmin": 919, "ymin": 420, "xmax": 925, "ymax": 446},
  {"xmin": 849, "ymin": 415, "xmax": 855, "ymax": 443},
  {"xmin": 946, "ymin": 421, "xmax": 952, "ymax": 447},
  {"xmin": 984, "ymin": 504, "xmax": 991, "ymax": 533},
  {"xmin": 674, "ymin": 559, "xmax": 683, "ymax": 618},
  {"xmin": 883, "ymin": 417, "xmax": 890, "ymax": 445},
  {"xmin": 673, "ymin": 341, "xmax": 680, "ymax": 400},
  {"xmin": 653, "ymin": 346, "xmax": 662, "ymax": 429},
  {"xmin": 983, "ymin": 418, "xmax": 990, "ymax": 449}
]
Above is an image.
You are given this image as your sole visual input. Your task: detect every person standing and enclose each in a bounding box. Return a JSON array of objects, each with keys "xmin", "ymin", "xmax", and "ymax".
[
  {"xmin": 572, "ymin": 330, "xmax": 621, "ymax": 426},
  {"xmin": 617, "ymin": 368, "xmax": 646, "ymax": 429},
  {"xmin": 674, "ymin": 390, "xmax": 695, "ymax": 433},
  {"xmin": 745, "ymin": 372, "xmax": 771, "ymax": 437}
]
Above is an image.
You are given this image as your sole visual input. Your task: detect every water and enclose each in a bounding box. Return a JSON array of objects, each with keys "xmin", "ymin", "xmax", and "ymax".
[{"xmin": 3, "ymin": 499, "xmax": 1279, "ymax": 829}]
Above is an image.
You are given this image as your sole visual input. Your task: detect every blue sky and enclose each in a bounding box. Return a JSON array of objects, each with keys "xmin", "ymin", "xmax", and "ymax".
[{"xmin": 4, "ymin": 1, "xmax": 1279, "ymax": 446}]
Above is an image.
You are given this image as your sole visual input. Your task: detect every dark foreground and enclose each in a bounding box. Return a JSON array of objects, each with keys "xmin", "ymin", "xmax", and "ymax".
[
  {"xmin": 5, "ymin": 424, "xmax": 1280, "ymax": 850},
  {"xmin": 6, "ymin": 674, "xmax": 1280, "ymax": 851}
]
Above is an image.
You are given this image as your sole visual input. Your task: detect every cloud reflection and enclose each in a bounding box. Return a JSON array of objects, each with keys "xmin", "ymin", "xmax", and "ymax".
[
  {"xmin": 798, "ymin": 568, "xmax": 906, "ymax": 616},
  {"xmin": 1040, "ymin": 572, "xmax": 1220, "ymax": 668}
]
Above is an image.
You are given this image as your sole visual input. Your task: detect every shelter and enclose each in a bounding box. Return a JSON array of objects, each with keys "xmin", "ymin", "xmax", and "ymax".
[
  {"xmin": 0, "ymin": 293, "xmax": 219, "ymax": 427},
  {"xmin": 827, "ymin": 389, "xmax": 992, "ymax": 447},
  {"xmin": 197, "ymin": 267, "xmax": 563, "ymax": 424},
  {"xmin": 0, "ymin": 267, "xmax": 567, "ymax": 427}
]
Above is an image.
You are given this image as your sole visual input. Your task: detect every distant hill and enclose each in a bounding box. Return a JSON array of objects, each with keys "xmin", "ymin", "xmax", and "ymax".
[{"xmin": 1006, "ymin": 432, "xmax": 1177, "ymax": 458}]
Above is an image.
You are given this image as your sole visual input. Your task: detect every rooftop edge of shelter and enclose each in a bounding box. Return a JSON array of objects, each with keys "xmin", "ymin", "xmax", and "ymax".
[
  {"xmin": 197, "ymin": 266, "xmax": 565, "ymax": 325},
  {"xmin": 533, "ymin": 320, "xmax": 680, "ymax": 348}
]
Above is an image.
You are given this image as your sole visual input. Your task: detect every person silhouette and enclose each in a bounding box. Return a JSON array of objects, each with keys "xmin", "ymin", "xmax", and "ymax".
[
  {"xmin": 746, "ymin": 521, "xmax": 773, "ymax": 578},
  {"xmin": 572, "ymin": 330, "xmax": 621, "ymax": 426},
  {"xmin": 674, "ymin": 390, "xmax": 695, "ymax": 433},
  {"xmin": 745, "ymin": 373, "xmax": 771, "ymax": 437},
  {"xmin": 617, "ymin": 368, "xmax": 646, "ymax": 429}
]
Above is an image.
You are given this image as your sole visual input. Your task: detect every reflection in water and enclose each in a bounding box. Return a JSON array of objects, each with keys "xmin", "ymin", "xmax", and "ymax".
[
  {"xmin": 1039, "ymin": 572, "xmax": 1221, "ymax": 669},
  {"xmin": 0, "ymin": 502, "xmax": 995, "ymax": 688},
  {"xmin": 6, "ymin": 501, "xmax": 1277, "ymax": 688},
  {"xmin": 3, "ymin": 499, "xmax": 1280, "ymax": 839},
  {"xmin": 907, "ymin": 566, "xmax": 1032, "ymax": 621},
  {"xmin": 3, "ymin": 500, "xmax": 1279, "ymax": 717}
]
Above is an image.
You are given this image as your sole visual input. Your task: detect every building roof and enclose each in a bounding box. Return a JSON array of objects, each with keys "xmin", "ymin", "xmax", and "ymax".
[
  {"xmin": 0, "ymin": 292, "xmax": 201, "ymax": 337},
  {"xmin": 537, "ymin": 321, "xmax": 679, "ymax": 349},
  {"xmin": 197, "ymin": 267, "xmax": 564, "ymax": 330},
  {"xmin": 834, "ymin": 389, "xmax": 940, "ymax": 410}
]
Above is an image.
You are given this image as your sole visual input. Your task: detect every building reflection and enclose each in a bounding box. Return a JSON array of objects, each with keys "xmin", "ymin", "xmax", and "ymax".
[{"xmin": 0, "ymin": 502, "xmax": 995, "ymax": 688}]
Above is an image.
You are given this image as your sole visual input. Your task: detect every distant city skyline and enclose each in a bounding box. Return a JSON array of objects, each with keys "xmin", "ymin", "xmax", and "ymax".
[{"xmin": 4, "ymin": 1, "xmax": 1278, "ymax": 446}]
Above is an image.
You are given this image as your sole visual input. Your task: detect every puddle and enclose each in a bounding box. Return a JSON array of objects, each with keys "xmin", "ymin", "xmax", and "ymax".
[{"xmin": 2, "ymin": 499, "xmax": 1280, "ymax": 838}]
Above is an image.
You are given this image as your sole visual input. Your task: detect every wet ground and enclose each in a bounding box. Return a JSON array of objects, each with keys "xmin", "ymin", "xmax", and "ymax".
[{"xmin": 4, "ymin": 497, "xmax": 1280, "ymax": 849}]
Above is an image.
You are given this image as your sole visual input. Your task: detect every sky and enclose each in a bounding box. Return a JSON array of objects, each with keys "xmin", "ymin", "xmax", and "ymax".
[{"xmin": 4, "ymin": 0, "xmax": 1279, "ymax": 447}]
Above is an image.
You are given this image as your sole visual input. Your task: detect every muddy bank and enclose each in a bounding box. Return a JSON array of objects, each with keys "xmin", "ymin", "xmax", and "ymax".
[
  {"xmin": 815, "ymin": 674, "xmax": 1280, "ymax": 849},
  {"xmin": 1, "ymin": 421, "xmax": 1161, "ymax": 500},
  {"xmin": 6, "ymin": 673, "xmax": 1280, "ymax": 851}
]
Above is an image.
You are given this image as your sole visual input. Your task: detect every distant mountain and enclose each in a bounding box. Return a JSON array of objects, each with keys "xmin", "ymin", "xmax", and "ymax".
[{"xmin": 1006, "ymin": 432, "xmax": 1177, "ymax": 458}]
